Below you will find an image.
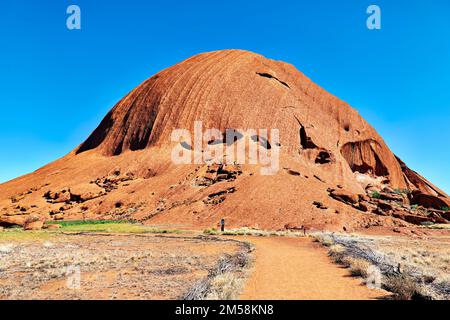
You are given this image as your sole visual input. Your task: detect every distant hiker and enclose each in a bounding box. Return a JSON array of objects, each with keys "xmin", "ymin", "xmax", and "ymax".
[{"xmin": 220, "ymin": 218, "xmax": 225, "ymax": 232}]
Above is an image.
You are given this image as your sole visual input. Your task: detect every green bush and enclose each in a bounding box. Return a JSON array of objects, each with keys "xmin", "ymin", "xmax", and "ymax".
[
  {"xmin": 370, "ymin": 191, "xmax": 381, "ymax": 199},
  {"xmin": 394, "ymin": 188, "xmax": 408, "ymax": 195}
]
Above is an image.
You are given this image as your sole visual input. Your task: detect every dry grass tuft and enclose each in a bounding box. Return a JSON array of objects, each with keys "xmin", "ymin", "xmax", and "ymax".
[
  {"xmin": 385, "ymin": 275, "xmax": 441, "ymax": 300},
  {"xmin": 205, "ymin": 273, "xmax": 244, "ymax": 300},
  {"xmin": 312, "ymin": 233, "xmax": 334, "ymax": 247},
  {"xmin": 342, "ymin": 256, "xmax": 372, "ymax": 278},
  {"xmin": 183, "ymin": 245, "xmax": 253, "ymax": 300},
  {"xmin": 328, "ymin": 244, "xmax": 346, "ymax": 263},
  {"xmin": 328, "ymin": 244, "xmax": 345, "ymax": 255}
]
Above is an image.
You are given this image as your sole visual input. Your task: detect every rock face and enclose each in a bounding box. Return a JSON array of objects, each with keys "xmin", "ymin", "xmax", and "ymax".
[
  {"xmin": 0, "ymin": 50, "xmax": 448, "ymax": 231},
  {"xmin": 23, "ymin": 214, "xmax": 45, "ymax": 231},
  {"xmin": 0, "ymin": 215, "xmax": 26, "ymax": 228}
]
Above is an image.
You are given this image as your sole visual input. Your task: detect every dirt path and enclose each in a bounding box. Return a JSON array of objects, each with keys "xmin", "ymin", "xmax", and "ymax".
[{"xmin": 239, "ymin": 236, "xmax": 387, "ymax": 300}]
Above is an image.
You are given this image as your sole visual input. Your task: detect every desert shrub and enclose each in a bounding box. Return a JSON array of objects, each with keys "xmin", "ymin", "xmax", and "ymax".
[
  {"xmin": 384, "ymin": 275, "xmax": 438, "ymax": 300},
  {"xmin": 410, "ymin": 204, "xmax": 419, "ymax": 210},
  {"xmin": 328, "ymin": 244, "xmax": 346, "ymax": 263},
  {"xmin": 328, "ymin": 244, "xmax": 345, "ymax": 255},
  {"xmin": 312, "ymin": 233, "xmax": 334, "ymax": 247},
  {"xmin": 441, "ymin": 207, "xmax": 450, "ymax": 212},
  {"xmin": 370, "ymin": 191, "xmax": 381, "ymax": 199},
  {"xmin": 342, "ymin": 256, "xmax": 372, "ymax": 278}
]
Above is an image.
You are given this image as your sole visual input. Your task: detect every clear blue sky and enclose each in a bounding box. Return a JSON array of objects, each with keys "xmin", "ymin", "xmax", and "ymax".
[{"xmin": 1, "ymin": 0, "xmax": 449, "ymax": 193}]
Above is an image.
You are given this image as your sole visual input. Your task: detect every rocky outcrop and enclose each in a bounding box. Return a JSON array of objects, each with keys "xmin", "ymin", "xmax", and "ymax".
[
  {"xmin": 23, "ymin": 214, "xmax": 45, "ymax": 231},
  {"xmin": 328, "ymin": 189, "xmax": 360, "ymax": 205},
  {"xmin": 0, "ymin": 50, "xmax": 448, "ymax": 230},
  {"xmin": 327, "ymin": 185, "xmax": 450, "ymax": 226},
  {"xmin": 193, "ymin": 164, "xmax": 242, "ymax": 187},
  {"xmin": 0, "ymin": 215, "xmax": 26, "ymax": 227},
  {"xmin": 340, "ymin": 140, "xmax": 389, "ymax": 177},
  {"xmin": 410, "ymin": 190, "xmax": 450, "ymax": 210}
]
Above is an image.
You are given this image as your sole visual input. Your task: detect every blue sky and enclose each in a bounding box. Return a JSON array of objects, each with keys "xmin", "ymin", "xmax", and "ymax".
[{"xmin": 1, "ymin": 0, "xmax": 449, "ymax": 193}]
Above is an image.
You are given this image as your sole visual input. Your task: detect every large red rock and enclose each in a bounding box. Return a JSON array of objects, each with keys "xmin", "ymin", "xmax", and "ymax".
[
  {"xmin": 0, "ymin": 215, "xmax": 26, "ymax": 227},
  {"xmin": 328, "ymin": 189, "xmax": 360, "ymax": 205},
  {"xmin": 23, "ymin": 214, "xmax": 46, "ymax": 231},
  {"xmin": 70, "ymin": 183, "xmax": 105, "ymax": 202},
  {"xmin": 0, "ymin": 50, "xmax": 448, "ymax": 231},
  {"xmin": 45, "ymin": 224, "xmax": 62, "ymax": 230},
  {"xmin": 410, "ymin": 190, "xmax": 450, "ymax": 210}
]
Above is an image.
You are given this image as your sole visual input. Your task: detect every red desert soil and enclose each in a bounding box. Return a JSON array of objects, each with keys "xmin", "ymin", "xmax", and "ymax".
[
  {"xmin": 0, "ymin": 49, "xmax": 449, "ymax": 232},
  {"xmin": 0, "ymin": 233, "xmax": 242, "ymax": 300},
  {"xmin": 240, "ymin": 236, "xmax": 388, "ymax": 300}
]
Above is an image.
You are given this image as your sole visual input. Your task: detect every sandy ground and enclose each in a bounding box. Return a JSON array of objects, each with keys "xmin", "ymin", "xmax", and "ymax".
[
  {"xmin": 0, "ymin": 233, "xmax": 241, "ymax": 300},
  {"xmin": 239, "ymin": 236, "xmax": 388, "ymax": 300},
  {"xmin": 4, "ymin": 230, "xmax": 444, "ymax": 300},
  {"xmin": 331, "ymin": 232, "xmax": 450, "ymax": 285}
]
